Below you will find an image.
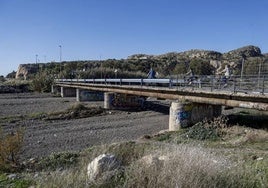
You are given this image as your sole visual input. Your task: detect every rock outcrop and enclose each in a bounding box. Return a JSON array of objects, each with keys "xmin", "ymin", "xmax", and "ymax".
[
  {"xmin": 15, "ymin": 64, "xmax": 39, "ymax": 80},
  {"xmin": 223, "ymin": 45, "xmax": 262, "ymax": 60}
]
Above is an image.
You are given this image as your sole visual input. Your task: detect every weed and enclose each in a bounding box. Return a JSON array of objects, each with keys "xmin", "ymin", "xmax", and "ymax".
[
  {"xmin": 0, "ymin": 127, "xmax": 24, "ymax": 172},
  {"xmin": 36, "ymin": 152, "xmax": 79, "ymax": 171},
  {"xmin": 154, "ymin": 132, "xmax": 171, "ymax": 142},
  {"xmin": 0, "ymin": 173, "xmax": 33, "ymax": 188}
]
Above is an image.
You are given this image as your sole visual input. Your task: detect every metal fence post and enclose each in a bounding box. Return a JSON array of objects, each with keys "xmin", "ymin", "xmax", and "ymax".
[
  {"xmin": 262, "ymin": 75, "xmax": 265, "ymax": 95},
  {"xmin": 211, "ymin": 76, "xmax": 214, "ymax": 92},
  {"xmin": 233, "ymin": 77, "xmax": 236, "ymax": 93},
  {"xmin": 169, "ymin": 78, "xmax": 172, "ymax": 89},
  {"xmin": 176, "ymin": 74, "xmax": 178, "ymax": 90}
]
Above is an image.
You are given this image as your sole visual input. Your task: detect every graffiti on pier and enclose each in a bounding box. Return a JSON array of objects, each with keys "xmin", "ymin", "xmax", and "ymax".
[{"xmin": 175, "ymin": 103, "xmax": 193, "ymax": 127}]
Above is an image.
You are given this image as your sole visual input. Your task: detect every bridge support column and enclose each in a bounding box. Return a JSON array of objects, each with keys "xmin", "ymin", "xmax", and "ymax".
[
  {"xmin": 104, "ymin": 92, "xmax": 145, "ymax": 110},
  {"xmin": 104, "ymin": 92, "xmax": 115, "ymax": 109},
  {"xmin": 51, "ymin": 85, "xmax": 55, "ymax": 93},
  {"xmin": 61, "ymin": 87, "xmax": 76, "ymax": 97},
  {"xmin": 169, "ymin": 101, "xmax": 222, "ymax": 131},
  {"xmin": 51, "ymin": 85, "xmax": 61, "ymax": 94},
  {"xmin": 76, "ymin": 89, "xmax": 104, "ymax": 102}
]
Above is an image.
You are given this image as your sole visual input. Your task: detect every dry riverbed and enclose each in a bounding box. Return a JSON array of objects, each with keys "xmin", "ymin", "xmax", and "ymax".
[{"xmin": 0, "ymin": 93, "xmax": 169, "ymax": 160}]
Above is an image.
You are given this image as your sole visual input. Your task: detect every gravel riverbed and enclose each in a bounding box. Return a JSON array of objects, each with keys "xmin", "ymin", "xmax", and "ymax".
[{"xmin": 0, "ymin": 93, "xmax": 169, "ymax": 160}]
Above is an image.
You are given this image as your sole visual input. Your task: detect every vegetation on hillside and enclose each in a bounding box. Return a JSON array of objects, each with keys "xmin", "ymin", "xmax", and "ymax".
[{"xmin": 3, "ymin": 45, "xmax": 267, "ymax": 93}]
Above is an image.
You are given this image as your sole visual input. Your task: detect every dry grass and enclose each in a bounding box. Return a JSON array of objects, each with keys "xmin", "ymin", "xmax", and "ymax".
[
  {"xmin": 0, "ymin": 127, "xmax": 24, "ymax": 171},
  {"xmin": 1, "ymin": 116, "xmax": 268, "ymax": 187},
  {"xmin": 32, "ymin": 141, "xmax": 268, "ymax": 188},
  {"xmin": 124, "ymin": 144, "xmax": 233, "ymax": 188},
  {"xmin": 224, "ymin": 126, "xmax": 268, "ymax": 146}
]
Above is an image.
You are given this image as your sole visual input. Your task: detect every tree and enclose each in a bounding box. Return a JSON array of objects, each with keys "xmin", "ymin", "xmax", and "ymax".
[{"xmin": 189, "ymin": 59, "xmax": 214, "ymax": 75}]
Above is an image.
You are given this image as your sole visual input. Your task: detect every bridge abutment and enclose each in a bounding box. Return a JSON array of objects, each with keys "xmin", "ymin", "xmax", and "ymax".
[
  {"xmin": 60, "ymin": 87, "xmax": 76, "ymax": 97},
  {"xmin": 76, "ymin": 89, "xmax": 104, "ymax": 102},
  {"xmin": 169, "ymin": 101, "xmax": 222, "ymax": 131}
]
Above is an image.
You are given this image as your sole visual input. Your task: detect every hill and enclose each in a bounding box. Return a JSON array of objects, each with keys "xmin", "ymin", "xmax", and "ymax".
[{"xmin": 13, "ymin": 45, "xmax": 268, "ymax": 80}]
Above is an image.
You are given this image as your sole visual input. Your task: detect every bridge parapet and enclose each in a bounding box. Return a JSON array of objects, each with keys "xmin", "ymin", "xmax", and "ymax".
[{"xmin": 55, "ymin": 75, "xmax": 268, "ymax": 95}]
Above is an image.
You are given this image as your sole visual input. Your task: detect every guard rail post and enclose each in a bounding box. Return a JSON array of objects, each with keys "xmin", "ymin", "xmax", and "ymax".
[
  {"xmin": 233, "ymin": 77, "xmax": 237, "ymax": 93},
  {"xmin": 169, "ymin": 78, "xmax": 172, "ymax": 89},
  {"xmin": 262, "ymin": 75, "xmax": 265, "ymax": 95},
  {"xmin": 211, "ymin": 76, "xmax": 214, "ymax": 92}
]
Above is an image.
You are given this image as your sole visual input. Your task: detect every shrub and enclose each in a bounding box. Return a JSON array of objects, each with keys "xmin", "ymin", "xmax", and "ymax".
[
  {"xmin": 185, "ymin": 116, "xmax": 228, "ymax": 141},
  {"xmin": 0, "ymin": 127, "xmax": 24, "ymax": 171},
  {"xmin": 30, "ymin": 71, "xmax": 54, "ymax": 92}
]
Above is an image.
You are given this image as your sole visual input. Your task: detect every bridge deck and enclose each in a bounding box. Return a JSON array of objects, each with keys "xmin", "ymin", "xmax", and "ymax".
[{"xmin": 55, "ymin": 79, "xmax": 268, "ymax": 111}]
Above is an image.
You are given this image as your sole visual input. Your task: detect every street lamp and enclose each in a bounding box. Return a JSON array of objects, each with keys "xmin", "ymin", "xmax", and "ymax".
[
  {"xmin": 59, "ymin": 45, "xmax": 62, "ymax": 78},
  {"xmin": 35, "ymin": 54, "xmax": 38, "ymax": 64},
  {"xmin": 59, "ymin": 45, "xmax": 62, "ymax": 63}
]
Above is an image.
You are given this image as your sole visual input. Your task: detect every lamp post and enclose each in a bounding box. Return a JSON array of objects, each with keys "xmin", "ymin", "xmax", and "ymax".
[
  {"xmin": 59, "ymin": 45, "xmax": 62, "ymax": 78},
  {"xmin": 59, "ymin": 45, "xmax": 62, "ymax": 63},
  {"xmin": 35, "ymin": 54, "xmax": 38, "ymax": 64}
]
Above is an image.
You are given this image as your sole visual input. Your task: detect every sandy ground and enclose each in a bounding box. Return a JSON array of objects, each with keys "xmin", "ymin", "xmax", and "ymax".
[{"xmin": 0, "ymin": 93, "xmax": 169, "ymax": 160}]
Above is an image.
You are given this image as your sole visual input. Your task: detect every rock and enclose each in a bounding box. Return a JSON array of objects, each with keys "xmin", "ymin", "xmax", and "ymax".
[
  {"xmin": 15, "ymin": 64, "xmax": 39, "ymax": 80},
  {"xmin": 87, "ymin": 154, "xmax": 121, "ymax": 184},
  {"xmin": 138, "ymin": 154, "xmax": 167, "ymax": 170},
  {"xmin": 34, "ymin": 173, "xmax": 39, "ymax": 178},
  {"xmin": 223, "ymin": 45, "xmax": 262, "ymax": 59},
  {"xmin": 7, "ymin": 174, "xmax": 18, "ymax": 180}
]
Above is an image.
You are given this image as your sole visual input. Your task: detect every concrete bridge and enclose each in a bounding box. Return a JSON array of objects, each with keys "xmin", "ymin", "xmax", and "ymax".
[{"xmin": 53, "ymin": 77, "xmax": 268, "ymax": 130}]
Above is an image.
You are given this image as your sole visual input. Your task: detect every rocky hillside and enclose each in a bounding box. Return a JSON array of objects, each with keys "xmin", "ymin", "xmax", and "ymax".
[{"xmin": 14, "ymin": 45, "xmax": 268, "ymax": 79}]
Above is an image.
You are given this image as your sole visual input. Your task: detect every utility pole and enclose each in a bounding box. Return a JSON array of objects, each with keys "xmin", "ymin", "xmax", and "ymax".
[
  {"xmin": 257, "ymin": 58, "xmax": 262, "ymax": 89},
  {"xmin": 59, "ymin": 45, "xmax": 62, "ymax": 78},
  {"xmin": 59, "ymin": 45, "xmax": 62, "ymax": 62},
  {"xmin": 240, "ymin": 57, "xmax": 245, "ymax": 80},
  {"xmin": 36, "ymin": 54, "xmax": 38, "ymax": 64}
]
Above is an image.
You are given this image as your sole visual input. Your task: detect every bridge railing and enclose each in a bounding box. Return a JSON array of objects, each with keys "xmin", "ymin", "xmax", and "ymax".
[{"xmin": 55, "ymin": 74, "xmax": 268, "ymax": 95}]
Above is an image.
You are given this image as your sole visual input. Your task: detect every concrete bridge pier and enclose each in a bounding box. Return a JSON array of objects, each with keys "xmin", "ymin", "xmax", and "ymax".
[
  {"xmin": 104, "ymin": 92, "xmax": 115, "ymax": 109},
  {"xmin": 104, "ymin": 92, "xmax": 145, "ymax": 110},
  {"xmin": 76, "ymin": 89, "xmax": 104, "ymax": 102},
  {"xmin": 51, "ymin": 85, "xmax": 61, "ymax": 94},
  {"xmin": 61, "ymin": 87, "xmax": 76, "ymax": 97},
  {"xmin": 169, "ymin": 101, "xmax": 222, "ymax": 131}
]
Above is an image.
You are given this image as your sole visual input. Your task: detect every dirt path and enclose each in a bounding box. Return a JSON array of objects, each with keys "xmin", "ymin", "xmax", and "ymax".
[{"xmin": 0, "ymin": 93, "xmax": 169, "ymax": 160}]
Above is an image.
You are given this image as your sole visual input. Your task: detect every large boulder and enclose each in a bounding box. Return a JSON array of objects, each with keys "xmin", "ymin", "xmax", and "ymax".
[{"xmin": 87, "ymin": 154, "xmax": 122, "ymax": 184}]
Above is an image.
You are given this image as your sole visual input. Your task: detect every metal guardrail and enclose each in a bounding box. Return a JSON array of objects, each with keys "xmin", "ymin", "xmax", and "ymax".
[{"xmin": 55, "ymin": 75, "xmax": 268, "ymax": 95}]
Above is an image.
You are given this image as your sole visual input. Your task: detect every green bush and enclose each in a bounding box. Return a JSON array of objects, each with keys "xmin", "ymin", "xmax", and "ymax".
[
  {"xmin": 30, "ymin": 71, "xmax": 54, "ymax": 92},
  {"xmin": 184, "ymin": 116, "xmax": 228, "ymax": 141}
]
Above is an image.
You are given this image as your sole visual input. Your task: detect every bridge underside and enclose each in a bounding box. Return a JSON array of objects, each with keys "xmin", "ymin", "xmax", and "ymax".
[{"xmin": 55, "ymin": 82, "xmax": 268, "ymax": 111}]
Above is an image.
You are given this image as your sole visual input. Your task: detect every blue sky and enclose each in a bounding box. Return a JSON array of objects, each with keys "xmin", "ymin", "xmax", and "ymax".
[{"xmin": 0, "ymin": 0, "xmax": 267, "ymax": 76}]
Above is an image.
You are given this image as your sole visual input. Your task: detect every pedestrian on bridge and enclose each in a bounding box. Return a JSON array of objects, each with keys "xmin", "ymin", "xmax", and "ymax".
[
  {"xmin": 185, "ymin": 68, "xmax": 195, "ymax": 85},
  {"xmin": 220, "ymin": 64, "xmax": 230, "ymax": 87},
  {"xmin": 147, "ymin": 68, "xmax": 156, "ymax": 79}
]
